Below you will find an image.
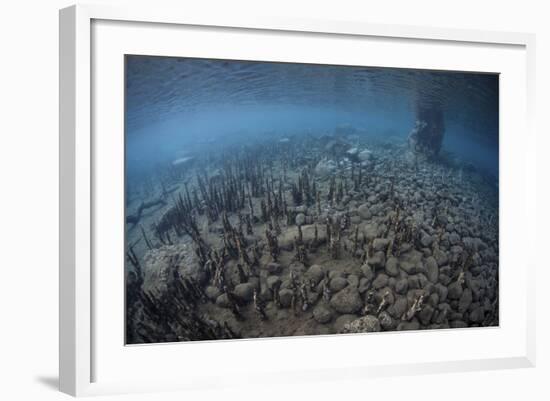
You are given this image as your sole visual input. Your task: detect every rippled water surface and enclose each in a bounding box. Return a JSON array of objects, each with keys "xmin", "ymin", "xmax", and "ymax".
[
  {"xmin": 124, "ymin": 55, "xmax": 500, "ymax": 344},
  {"xmin": 125, "ymin": 56, "xmax": 498, "ymax": 174}
]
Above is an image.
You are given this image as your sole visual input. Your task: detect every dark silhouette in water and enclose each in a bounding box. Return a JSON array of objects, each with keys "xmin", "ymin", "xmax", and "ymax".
[{"xmin": 408, "ymin": 103, "xmax": 445, "ymax": 160}]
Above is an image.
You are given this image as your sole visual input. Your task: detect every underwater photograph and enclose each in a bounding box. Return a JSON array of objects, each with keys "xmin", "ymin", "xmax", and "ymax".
[{"xmin": 124, "ymin": 55, "xmax": 499, "ymax": 344}]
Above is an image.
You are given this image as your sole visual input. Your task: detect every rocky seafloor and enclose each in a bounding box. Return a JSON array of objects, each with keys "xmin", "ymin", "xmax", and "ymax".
[{"xmin": 125, "ymin": 133, "xmax": 498, "ymax": 344}]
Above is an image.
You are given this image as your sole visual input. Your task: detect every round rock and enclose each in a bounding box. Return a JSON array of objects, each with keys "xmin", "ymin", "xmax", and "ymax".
[
  {"xmin": 395, "ymin": 278, "xmax": 409, "ymax": 295},
  {"xmin": 368, "ymin": 251, "xmax": 386, "ymax": 269},
  {"xmin": 385, "ymin": 256, "xmax": 399, "ymax": 277},
  {"xmin": 342, "ymin": 315, "xmax": 381, "ymax": 333},
  {"xmin": 418, "ymin": 304, "xmax": 435, "ymax": 325},
  {"xmin": 313, "ymin": 304, "xmax": 334, "ymax": 324},
  {"xmin": 397, "ymin": 320, "xmax": 421, "ymax": 331},
  {"xmin": 295, "ymin": 213, "xmax": 306, "ymax": 226},
  {"xmin": 266, "ymin": 262, "xmax": 282, "ymax": 274},
  {"xmin": 329, "ymin": 287, "xmax": 363, "ymax": 314},
  {"xmin": 373, "ymin": 238, "xmax": 391, "ymax": 252},
  {"xmin": 469, "ymin": 306, "xmax": 485, "ymax": 323},
  {"xmin": 333, "ymin": 314, "xmax": 359, "ymax": 333},
  {"xmin": 329, "ymin": 277, "xmax": 348, "ymax": 292},
  {"xmin": 425, "ymin": 256, "xmax": 439, "ymax": 283},
  {"xmin": 305, "ymin": 264, "xmax": 325, "ymax": 285},
  {"xmin": 372, "ymin": 273, "xmax": 389, "ymax": 290},
  {"xmin": 278, "ymin": 289, "xmax": 294, "ymax": 308},
  {"xmin": 266, "ymin": 275, "xmax": 281, "ymax": 290},
  {"xmin": 420, "ymin": 233, "xmax": 434, "ymax": 247},
  {"xmin": 379, "ymin": 311, "xmax": 394, "ymax": 330},
  {"xmin": 289, "ymin": 261, "xmax": 306, "ymax": 275},
  {"xmin": 233, "ymin": 283, "xmax": 255, "ymax": 303},
  {"xmin": 215, "ymin": 293, "xmax": 231, "ymax": 308},
  {"xmin": 358, "ymin": 278, "xmax": 371, "ymax": 294},
  {"xmin": 205, "ymin": 286, "xmax": 221, "ymax": 302},
  {"xmin": 358, "ymin": 204, "xmax": 372, "ymax": 220},
  {"xmin": 387, "ymin": 296, "xmax": 408, "ymax": 319},
  {"xmin": 458, "ymin": 288, "xmax": 473, "ymax": 313},
  {"xmin": 347, "ymin": 274, "xmax": 360, "ymax": 288},
  {"xmin": 361, "ymin": 263, "xmax": 375, "ymax": 283},
  {"xmin": 314, "ymin": 159, "xmax": 337, "ymax": 177},
  {"xmin": 448, "ymin": 281, "xmax": 464, "ymax": 300}
]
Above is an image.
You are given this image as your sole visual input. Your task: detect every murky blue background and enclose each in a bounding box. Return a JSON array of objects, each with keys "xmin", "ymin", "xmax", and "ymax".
[{"xmin": 125, "ymin": 56, "xmax": 498, "ymax": 178}]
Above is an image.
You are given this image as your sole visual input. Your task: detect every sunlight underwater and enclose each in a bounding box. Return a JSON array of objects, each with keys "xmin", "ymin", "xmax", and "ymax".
[{"xmin": 124, "ymin": 55, "xmax": 499, "ymax": 344}]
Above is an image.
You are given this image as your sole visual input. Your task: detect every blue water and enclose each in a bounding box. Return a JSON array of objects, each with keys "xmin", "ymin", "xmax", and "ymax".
[{"xmin": 125, "ymin": 56, "xmax": 498, "ymax": 177}]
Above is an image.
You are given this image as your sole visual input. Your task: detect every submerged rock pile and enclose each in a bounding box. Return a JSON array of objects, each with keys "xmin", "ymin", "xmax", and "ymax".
[{"xmin": 125, "ymin": 131, "xmax": 498, "ymax": 343}]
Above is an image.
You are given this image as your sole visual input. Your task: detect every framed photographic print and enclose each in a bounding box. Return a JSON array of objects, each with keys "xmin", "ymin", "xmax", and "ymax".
[{"xmin": 59, "ymin": 4, "xmax": 536, "ymax": 397}]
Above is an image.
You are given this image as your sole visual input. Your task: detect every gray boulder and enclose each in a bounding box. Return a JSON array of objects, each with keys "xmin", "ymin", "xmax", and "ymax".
[
  {"xmin": 266, "ymin": 275, "xmax": 281, "ymax": 290},
  {"xmin": 458, "ymin": 288, "xmax": 473, "ymax": 313},
  {"xmin": 333, "ymin": 314, "xmax": 359, "ymax": 333},
  {"xmin": 215, "ymin": 293, "xmax": 231, "ymax": 308},
  {"xmin": 433, "ymin": 248, "xmax": 449, "ymax": 266},
  {"xmin": 399, "ymin": 249, "xmax": 423, "ymax": 274},
  {"xmin": 397, "ymin": 320, "xmax": 421, "ymax": 331},
  {"xmin": 358, "ymin": 149, "xmax": 373, "ymax": 162},
  {"xmin": 426, "ymin": 256, "xmax": 439, "ymax": 283},
  {"xmin": 395, "ymin": 278, "xmax": 409, "ymax": 295},
  {"xmin": 305, "ymin": 264, "xmax": 325, "ymax": 285},
  {"xmin": 418, "ymin": 304, "xmax": 435, "ymax": 325},
  {"xmin": 385, "ymin": 257, "xmax": 399, "ymax": 277},
  {"xmin": 449, "ymin": 232, "xmax": 461, "ymax": 245},
  {"xmin": 358, "ymin": 204, "xmax": 372, "ymax": 220},
  {"xmin": 387, "ymin": 296, "xmax": 408, "ymax": 319},
  {"xmin": 450, "ymin": 320, "xmax": 468, "ymax": 328},
  {"xmin": 448, "ymin": 281, "xmax": 463, "ymax": 300},
  {"xmin": 205, "ymin": 286, "xmax": 221, "ymax": 302},
  {"xmin": 278, "ymin": 289, "xmax": 294, "ymax": 308},
  {"xmin": 347, "ymin": 274, "xmax": 359, "ymax": 288},
  {"xmin": 373, "ymin": 238, "xmax": 391, "ymax": 252},
  {"xmin": 330, "ymin": 287, "xmax": 363, "ymax": 314},
  {"xmin": 358, "ymin": 278, "xmax": 371, "ymax": 294},
  {"xmin": 314, "ymin": 159, "xmax": 338, "ymax": 177},
  {"xmin": 420, "ymin": 233, "xmax": 434, "ymax": 247},
  {"xmin": 342, "ymin": 315, "xmax": 381, "ymax": 333},
  {"xmin": 328, "ymin": 269, "xmax": 345, "ymax": 279},
  {"xmin": 329, "ymin": 277, "xmax": 348, "ymax": 292},
  {"xmin": 361, "ymin": 263, "xmax": 375, "ymax": 283},
  {"xmin": 289, "ymin": 261, "xmax": 306, "ymax": 275},
  {"xmin": 372, "ymin": 273, "xmax": 389, "ymax": 289},
  {"xmin": 233, "ymin": 283, "xmax": 255, "ymax": 303},
  {"xmin": 266, "ymin": 262, "xmax": 282, "ymax": 274},
  {"xmin": 313, "ymin": 304, "xmax": 334, "ymax": 324},
  {"xmin": 469, "ymin": 306, "xmax": 485, "ymax": 323},
  {"xmin": 379, "ymin": 311, "xmax": 394, "ymax": 330},
  {"xmin": 435, "ymin": 283, "xmax": 448, "ymax": 302},
  {"xmin": 368, "ymin": 251, "xmax": 386, "ymax": 269}
]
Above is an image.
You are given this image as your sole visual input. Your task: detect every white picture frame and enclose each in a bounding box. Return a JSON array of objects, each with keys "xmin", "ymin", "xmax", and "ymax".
[{"xmin": 59, "ymin": 4, "xmax": 536, "ymax": 397}]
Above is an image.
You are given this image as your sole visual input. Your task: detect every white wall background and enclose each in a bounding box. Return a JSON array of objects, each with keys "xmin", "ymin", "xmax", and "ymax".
[{"xmin": 0, "ymin": 0, "xmax": 547, "ymax": 399}]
